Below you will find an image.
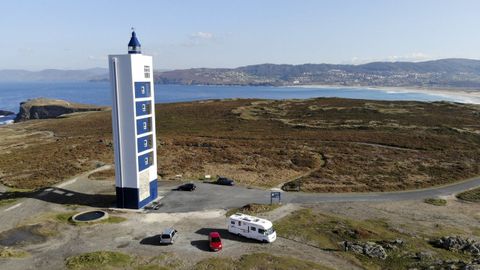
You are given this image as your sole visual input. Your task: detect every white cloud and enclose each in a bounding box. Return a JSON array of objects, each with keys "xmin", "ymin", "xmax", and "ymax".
[
  {"xmin": 190, "ymin": 31, "xmax": 215, "ymax": 40},
  {"xmin": 349, "ymin": 52, "xmax": 432, "ymax": 64},
  {"xmin": 386, "ymin": 52, "xmax": 430, "ymax": 62},
  {"xmin": 180, "ymin": 31, "xmax": 217, "ymax": 47}
]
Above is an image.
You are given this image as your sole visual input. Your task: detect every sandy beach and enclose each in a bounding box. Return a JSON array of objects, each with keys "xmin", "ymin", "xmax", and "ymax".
[{"xmin": 293, "ymin": 84, "xmax": 480, "ymax": 104}]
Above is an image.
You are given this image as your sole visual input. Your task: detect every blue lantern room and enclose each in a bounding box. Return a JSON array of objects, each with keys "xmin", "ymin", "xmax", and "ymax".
[{"xmin": 128, "ymin": 30, "xmax": 142, "ymax": 54}]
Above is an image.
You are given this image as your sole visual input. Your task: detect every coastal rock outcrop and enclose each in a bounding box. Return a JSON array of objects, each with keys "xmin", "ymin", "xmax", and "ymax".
[
  {"xmin": 343, "ymin": 241, "xmax": 388, "ymax": 260},
  {"xmin": 431, "ymin": 236, "xmax": 480, "ymax": 256},
  {"xmin": 14, "ymin": 98, "xmax": 105, "ymax": 122},
  {"xmin": 0, "ymin": 110, "xmax": 15, "ymax": 116},
  {"xmin": 424, "ymin": 258, "xmax": 480, "ymax": 270}
]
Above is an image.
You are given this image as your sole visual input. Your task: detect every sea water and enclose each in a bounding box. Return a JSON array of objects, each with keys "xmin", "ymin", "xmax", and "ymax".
[{"xmin": 0, "ymin": 81, "xmax": 474, "ymax": 125}]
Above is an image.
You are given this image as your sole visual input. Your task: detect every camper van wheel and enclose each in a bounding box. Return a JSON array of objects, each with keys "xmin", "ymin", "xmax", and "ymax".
[{"xmin": 262, "ymin": 240, "xmax": 268, "ymax": 243}]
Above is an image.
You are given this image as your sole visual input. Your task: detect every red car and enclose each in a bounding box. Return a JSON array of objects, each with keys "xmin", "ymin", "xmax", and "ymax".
[{"xmin": 209, "ymin": 232, "xmax": 222, "ymax": 251}]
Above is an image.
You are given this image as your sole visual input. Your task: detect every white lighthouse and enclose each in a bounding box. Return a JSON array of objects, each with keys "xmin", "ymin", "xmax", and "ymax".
[{"xmin": 108, "ymin": 30, "xmax": 158, "ymax": 209}]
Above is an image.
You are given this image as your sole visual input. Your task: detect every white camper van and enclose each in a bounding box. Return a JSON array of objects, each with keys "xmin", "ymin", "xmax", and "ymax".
[{"xmin": 228, "ymin": 213, "xmax": 277, "ymax": 243}]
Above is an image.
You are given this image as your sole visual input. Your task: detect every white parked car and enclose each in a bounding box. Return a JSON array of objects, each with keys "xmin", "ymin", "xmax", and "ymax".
[
  {"xmin": 228, "ymin": 213, "xmax": 276, "ymax": 243},
  {"xmin": 159, "ymin": 228, "xmax": 178, "ymax": 244}
]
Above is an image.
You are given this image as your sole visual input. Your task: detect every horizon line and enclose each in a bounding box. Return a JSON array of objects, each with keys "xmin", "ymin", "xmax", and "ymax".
[{"xmin": 2, "ymin": 57, "xmax": 480, "ymax": 72}]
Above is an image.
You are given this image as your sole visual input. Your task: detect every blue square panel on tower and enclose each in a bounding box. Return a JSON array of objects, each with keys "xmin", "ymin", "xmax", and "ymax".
[
  {"xmin": 138, "ymin": 151, "xmax": 154, "ymax": 172},
  {"xmin": 136, "ymin": 117, "xmax": 152, "ymax": 135},
  {"xmin": 134, "ymin": 82, "xmax": 151, "ymax": 98},
  {"xmin": 135, "ymin": 100, "xmax": 152, "ymax": 117},
  {"xmin": 137, "ymin": 134, "xmax": 153, "ymax": 153}
]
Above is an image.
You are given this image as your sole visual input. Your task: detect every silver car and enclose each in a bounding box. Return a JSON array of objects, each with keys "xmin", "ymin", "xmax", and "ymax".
[{"xmin": 159, "ymin": 228, "xmax": 178, "ymax": 244}]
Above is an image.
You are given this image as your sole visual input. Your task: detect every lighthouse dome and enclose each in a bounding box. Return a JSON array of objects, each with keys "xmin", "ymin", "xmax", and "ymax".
[{"xmin": 128, "ymin": 30, "xmax": 141, "ymax": 54}]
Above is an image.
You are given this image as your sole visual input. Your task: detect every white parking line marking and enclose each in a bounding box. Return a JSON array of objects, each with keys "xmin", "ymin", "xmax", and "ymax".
[
  {"xmin": 4, "ymin": 203, "xmax": 22, "ymax": 212},
  {"xmin": 57, "ymin": 178, "xmax": 77, "ymax": 188}
]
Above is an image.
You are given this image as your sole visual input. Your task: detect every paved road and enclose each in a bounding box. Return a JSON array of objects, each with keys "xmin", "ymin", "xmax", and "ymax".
[
  {"xmin": 155, "ymin": 176, "xmax": 480, "ymax": 213},
  {"xmin": 2, "ymin": 166, "xmax": 479, "ymax": 217}
]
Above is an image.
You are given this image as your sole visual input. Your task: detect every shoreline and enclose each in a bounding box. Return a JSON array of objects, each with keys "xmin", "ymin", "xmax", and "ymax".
[{"xmin": 291, "ymin": 84, "xmax": 480, "ymax": 104}]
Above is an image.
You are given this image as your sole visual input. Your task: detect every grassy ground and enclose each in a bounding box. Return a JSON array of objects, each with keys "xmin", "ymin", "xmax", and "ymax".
[
  {"xmin": 2, "ymin": 98, "xmax": 480, "ymax": 192},
  {"xmin": 0, "ymin": 247, "xmax": 28, "ymax": 258},
  {"xmin": 64, "ymin": 251, "xmax": 329, "ymax": 270},
  {"xmin": 65, "ymin": 251, "xmax": 131, "ymax": 270},
  {"xmin": 456, "ymin": 187, "xmax": 480, "ymax": 202},
  {"xmin": 0, "ymin": 187, "xmax": 36, "ymax": 207},
  {"xmin": 0, "ymin": 198, "xmax": 17, "ymax": 207},
  {"xmin": 193, "ymin": 253, "xmax": 331, "ymax": 270},
  {"xmin": 274, "ymin": 208, "xmax": 474, "ymax": 270},
  {"xmin": 134, "ymin": 253, "xmax": 184, "ymax": 270},
  {"xmin": 275, "ymin": 208, "xmax": 399, "ymax": 250},
  {"xmin": 424, "ymin": 198, "xmax": 447, "ymax": 206},
  {"xmin": 225, "ymin": 203, "xmax": 281, "ymax": 217}
]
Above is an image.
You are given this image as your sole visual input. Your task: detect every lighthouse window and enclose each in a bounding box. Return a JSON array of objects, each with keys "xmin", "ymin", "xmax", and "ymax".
[
  {"xmin": 138, "ymin": 151, "xmax": 154, "ymax": 171},
  {"xmin": 136, "ymin": 101, "xmax": 151, "ymax": 116},
  {"xmin": 135, "ymin": 82, "xmax": 151, "ymax": 98},
  {"xmin": 137, "ymin": 135, "xmax": 152, "ymax": 152},
  {"xmin": 144, "ymin": 66, "xmax": 150, "ymax": 78},
  {"xmin": 136, "ymin": 118, "xmax": 152, "ymax": 135}
]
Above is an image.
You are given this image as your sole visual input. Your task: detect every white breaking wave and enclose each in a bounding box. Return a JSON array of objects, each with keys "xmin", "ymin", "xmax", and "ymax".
[{"xmin": 0, "ymin": 114, "xmax": 16, "ymax": 126}]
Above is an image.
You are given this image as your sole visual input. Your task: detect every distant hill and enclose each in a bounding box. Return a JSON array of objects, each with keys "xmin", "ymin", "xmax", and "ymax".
[
  {"xmin": 155, "ymin": 58, "xmax": 480, "ymax": 89},
  {"xmin": 0, "ymin": 68, "xmax": 107, "ymax": 82},
  {"xmin": 3, "ymin": 59, "xmax": 480, "ymax": 89},
  {"xmin": 0, "ymin": 68, "xmax": 179, "ymax": 82}
]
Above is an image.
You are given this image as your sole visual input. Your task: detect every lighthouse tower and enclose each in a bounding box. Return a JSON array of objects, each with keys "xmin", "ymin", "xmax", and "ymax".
[{"xmin": 108, "ymin": 30, "xmax": 158, "ymax": 209}]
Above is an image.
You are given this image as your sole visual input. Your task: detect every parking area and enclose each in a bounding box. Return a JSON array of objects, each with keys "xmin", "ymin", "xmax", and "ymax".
[{"xmin": 153, "ymin": 181, "xmax": 275, "ymax": 213}]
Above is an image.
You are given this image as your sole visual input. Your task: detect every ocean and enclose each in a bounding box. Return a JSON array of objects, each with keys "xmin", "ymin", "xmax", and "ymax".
[{"xmin": 0, "ymin": 81, "xmax": 478, "ymax": 125}]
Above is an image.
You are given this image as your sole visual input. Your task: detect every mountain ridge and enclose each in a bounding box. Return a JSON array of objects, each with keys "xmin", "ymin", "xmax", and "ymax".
[
  {"xmin": 0, "ymin": 68, "xmax": 107, "ymax": 82},
  {"xmin": 155, "ymin": 58, "xmax": 480, "ymax": 89},
  {"xmin": 2, "ymin": 59, "xmax": 480, "ymax": 89}
]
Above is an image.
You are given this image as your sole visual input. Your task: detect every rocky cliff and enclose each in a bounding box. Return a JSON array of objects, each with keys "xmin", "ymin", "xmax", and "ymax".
[
  {"xmin": 0, "ymin": 110, "xmax": 15, "ymax": 116},
  {"xmin": 14, "ymin": 98, "xmax": 106, "ymax": 122}
]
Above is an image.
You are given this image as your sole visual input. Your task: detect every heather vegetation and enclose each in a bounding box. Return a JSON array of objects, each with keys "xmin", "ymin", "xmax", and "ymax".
[
  {"xmin": 1, "ymin": 98, "xmax": 480, "ymax": 192},
  {"xmin": 457, "ymin": 187, "xmax": 480, "ymax": 202}
]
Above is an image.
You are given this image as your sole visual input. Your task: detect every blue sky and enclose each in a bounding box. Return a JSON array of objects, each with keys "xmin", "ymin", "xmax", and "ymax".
[{"xmin": 2, "ymin": 0, "xmax": 480, "ymax": 70}]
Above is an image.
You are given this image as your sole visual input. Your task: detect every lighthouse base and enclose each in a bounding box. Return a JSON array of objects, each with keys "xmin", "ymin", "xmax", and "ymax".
[{"xmin": 115, "ymin": 179, "xmax": 158, "ymax": 209}]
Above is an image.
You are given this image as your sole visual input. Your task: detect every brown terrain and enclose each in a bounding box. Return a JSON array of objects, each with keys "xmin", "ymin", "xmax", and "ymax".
[{"xmin": 1, "ymin": 98, "xmax": 480, "ymax": 192}]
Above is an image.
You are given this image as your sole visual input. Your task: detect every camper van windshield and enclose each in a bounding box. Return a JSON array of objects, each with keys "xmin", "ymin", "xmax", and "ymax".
[{"xmin": 258, "ymin": 227, "xmax": 275, "ymax": 235}]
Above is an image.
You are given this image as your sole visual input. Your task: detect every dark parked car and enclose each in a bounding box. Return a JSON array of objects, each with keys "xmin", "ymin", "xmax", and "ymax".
[
  {"xmin": 177, "ymin": 183, "xmax": 196, "ymax": 191},
  {"xmin": 215, "ymin": 177, "xmax": 235, "ymax": 186}
]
